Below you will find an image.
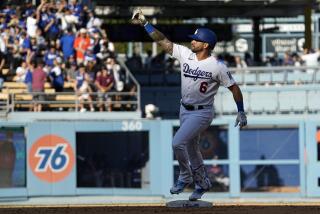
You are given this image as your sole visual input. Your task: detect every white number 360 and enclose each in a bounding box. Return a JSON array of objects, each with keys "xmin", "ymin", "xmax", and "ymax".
[{"xmin": 121, "ymin": 121, "xmax": 143, "ymax": 131}]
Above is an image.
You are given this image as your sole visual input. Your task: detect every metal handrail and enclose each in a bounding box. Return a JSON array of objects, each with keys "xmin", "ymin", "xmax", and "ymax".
[
  {"xmin": 117, "ymin": 59, "xmax": 141, "ymax": 113},
  {"xmin": 228, "ymin": 65, "xmax": 320, "ymax": 72},
  {"xmin": 6, "ymin": 91, "xmax": 139, "ymax": 112}
]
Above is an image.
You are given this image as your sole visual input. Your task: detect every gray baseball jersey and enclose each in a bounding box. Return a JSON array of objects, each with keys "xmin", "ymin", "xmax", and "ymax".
[{"xmin": 172, "ymin": 44, "xmax": 235, "ymax": 106}]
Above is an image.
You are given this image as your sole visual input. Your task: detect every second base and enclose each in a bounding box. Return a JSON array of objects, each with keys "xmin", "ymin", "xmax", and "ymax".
[{"xmin": 166, "ymin": 200, "xmax": 213, "ymax": 208}]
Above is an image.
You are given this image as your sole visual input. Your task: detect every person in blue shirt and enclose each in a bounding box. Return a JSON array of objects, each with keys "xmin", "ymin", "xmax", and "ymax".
[
  {"xmin": 44, "ymin": 11, "xmax": 60, "ymax": 41},
  {"xmin": 44, "ymin": 45, "xmax": 58, "ymax": 68},
  {"xmin": 59, "ymin": 28, "xmax": 75, "ymax": 60}
]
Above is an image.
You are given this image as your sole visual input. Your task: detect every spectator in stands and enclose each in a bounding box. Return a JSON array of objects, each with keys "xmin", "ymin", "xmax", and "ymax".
[
  {"xmin": 144, "ymin": 49, "xmax": 153, "ymax": 70},
  {"xmin": 151, "ymin": 50, "xmax": 167, "ymax": 72},
  {"xmin": 32, "ymin": 59, "xmax": 47, "ymax": 112},
  {"xmin": 106, "ymin": 57, "xmax": 123, "ymax": 92},
  {"xmin": 24, "ymin": 51, "xmax": 34, "ymax": 93},
  {"xmin": 65, "ymin": 61, "xmax": 77, "ymax": 85},
  {"xmin": 126, "ymin": 52, "xmax": 143, "ymax": 73},
  {"xmin": 86, "ymin": 10, "xmax": 102, "ymax": 30},
  {"xmin": 74, "ymin": 28, "xmax": 90, "ymax": 64},
  {"xmin": 95, "ymin": 66, "xmax": 114, "ymax": 112},
  {"xmin": 84, "ymin": 46, "xmax": 96, "ymax": 66},
  {"xmin": 14, "ymin": 61, "xmax": 27, "ymax": 83},
  {"xmin": 269, "ymin": 52, "xmax": 282, "ymax": 66},
  {"xmin": 44, "ymin": 44, "xmax": 59, "ymax": 68},
  {"xmin": 292, "ymin": 53, "xmax": 302, "ymax": 73},
  {"xmin": 100, "ymin": 32, "xmax": 115, "ymax": 55},
  {"xmin": 43, "ymin": 4, "xmax": 60, "ymax": 42},
  {"xmin": 301, "ymin": 47, "xmax": 320, "ymax": 74},
  {"xmin": 49, "ymin": 57, "xmax": 64, "ymax": 92},
  {"xmin": 68, "ymin": 0, "xmax": 83, "ymax": 25},
  {"xmin": 75, "ymin": 63, "xmax": 94, "ymax": 112},
  {"xmin": 282, "ymin": 51, "xmax": 294, "ymax": 66},
  {"xmin": 35, "ymin": 28, "xmax": 47, "ymax": 54},
  {"xmin": 10, "ymin": 38, "xmax": 22, "ymax": 72},
  {"xmin": 234, "ymin": 56, "xmax": 248, "ymax": 72},
  {"xmin": 0, "ymin": 51, "xmax": 6, "ymax": 90},
  {"xmin": 123, "ymin": 78, "xmax": 137, "ymax": 111},
  {"xmin": 59, "ymin": 27, "xmax": 75, "ymax": 60},
  {"xmin": 26, "ymin": 10, "xmax": 38, "ymax": 39},
  {"xmin": 55, "ymin": 2, "xmax": 77, "ymax": 32},
  {"xmin": 244, "ymin": 52, "xmax": 254, "ymax": 66}
]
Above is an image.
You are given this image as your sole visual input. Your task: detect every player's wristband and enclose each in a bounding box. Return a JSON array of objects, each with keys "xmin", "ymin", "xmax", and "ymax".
[
  {"xmin": 144, "ymin": 22, "xmax": 155, "ymax": 34},
  {"xmin": 236, "ymin": 101, "xmax": 244, "ymax": 112}
]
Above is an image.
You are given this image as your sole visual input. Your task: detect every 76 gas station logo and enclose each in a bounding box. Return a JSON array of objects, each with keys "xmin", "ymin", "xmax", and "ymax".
[
  {"xmin": 35, "ymin": 144, "xmax": 69, "ymax": 172},
  {"xmin": 29, "ymin": 135, "xmax": 75, "ymax": 183}
]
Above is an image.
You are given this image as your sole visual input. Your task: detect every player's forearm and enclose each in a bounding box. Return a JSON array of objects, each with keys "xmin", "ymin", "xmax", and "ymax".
[
  {"xmin": 145, "ymin": 25, "xmax": 173, "ymax": 55},
  {"xmin": 228, "ymin": 84, "xmax": 244, "ymax": 112},
  {"xmin": 132, "ymin": 9, "xmax": 173, "ymax": 55}
]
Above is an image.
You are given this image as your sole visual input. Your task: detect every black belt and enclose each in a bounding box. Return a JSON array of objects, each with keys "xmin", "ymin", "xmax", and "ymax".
[{"xmin": 181, "ymin": 102, "xmax": 204, "ymax": 111}]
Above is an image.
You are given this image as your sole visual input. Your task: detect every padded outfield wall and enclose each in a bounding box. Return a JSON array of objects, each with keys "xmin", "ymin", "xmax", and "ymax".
[{"xmin": 0, "ymin": 114, "xmax": 320, "ymax": 200}]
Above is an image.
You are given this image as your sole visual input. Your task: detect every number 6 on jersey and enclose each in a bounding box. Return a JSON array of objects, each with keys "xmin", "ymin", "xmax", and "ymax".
[{"xmin": 199, "ymin": 82, "xmax": 208, "ymax": 93}]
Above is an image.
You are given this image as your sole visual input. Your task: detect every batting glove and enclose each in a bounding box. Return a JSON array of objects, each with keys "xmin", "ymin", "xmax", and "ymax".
[
  {"xmin": 234, "ymin": 111, "xmax": 247, "ymax": 128},
  {"xmin": 132, "ymin": 8, "xmax": 147, "ymax": 25}
]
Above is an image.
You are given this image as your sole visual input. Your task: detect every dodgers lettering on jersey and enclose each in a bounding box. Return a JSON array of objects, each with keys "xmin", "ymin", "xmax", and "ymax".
[
  {"xmin": 182, "ymin": 63, "xmax": 212, "ymax": 80},
  {"xmin": 172, "ymin": 44, "xmax": 235, "ymax": 106}
]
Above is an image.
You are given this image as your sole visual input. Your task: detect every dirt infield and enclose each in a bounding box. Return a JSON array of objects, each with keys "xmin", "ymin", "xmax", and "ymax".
[{"xmin": 1, "ymin": 205, "xmax": 320, "ymax": 214}]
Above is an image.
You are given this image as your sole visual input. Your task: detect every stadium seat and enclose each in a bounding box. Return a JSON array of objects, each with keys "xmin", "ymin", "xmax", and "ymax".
[
  {"xmin": 242, "ymin": 91, "xmax": 250, "ymax": 113},
  {"xmin": 278, "ymin": 91, "xmax": 306, "ymax": 113},
  {"xmin": 134, "ymin": 74, "xmax": 150, "ymax": 86},
  {"xmin": 165, "ymin": 73, "xmax": 180, "ymax": 86},
  {"xmin": 232, "ymin": 73, "xmax": 243, "ymax": 85},
  {"xmin": 307, "ymin": 91, "xmax": 320, "ymax": 112},
  {"xmin": 149, "ymin": 74, "xmax": 165, "ymax": 86},
  {"xmin": 250, "ymin": 91, "xmax": 278, "ymax": 113},
  {"xmin": 272, "ymin": 72, "xmax": 285, "ymax": 84},
  {"xmin": 213, "ymin": 92, "xmax": 223, "ymax": 115},
  {"xmin": 315, "ymin": 71, "xmax": 320, "ymax": 83},
  {"xmin": 243, "ymin": 73, "xmax": 256, "ymax": 85},
  {"xmin": 287, "ymin": 71, "xmax": 313, "ymax": 84},
  {"xmin": 258, "ymin": 72, "xmax": 272, "ymax": 85},
  {"xmin": 221, "ymin": 91, "xmax": 237, "ymax": 114}
]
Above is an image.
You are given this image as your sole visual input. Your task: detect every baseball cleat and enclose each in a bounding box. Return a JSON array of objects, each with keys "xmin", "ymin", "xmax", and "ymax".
[
  {"xmin": 188, "ymin": 187, "xmax": 209, "ymax": 201},
  {"xmin": 170, "ymin": 180, "xmax": 192, "ymax": 194}
]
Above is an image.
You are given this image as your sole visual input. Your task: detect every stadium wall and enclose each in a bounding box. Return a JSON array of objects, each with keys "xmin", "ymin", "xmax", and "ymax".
[{"xmin": 0, "ymin": 115, "xmax": 320, "ymax": 200}]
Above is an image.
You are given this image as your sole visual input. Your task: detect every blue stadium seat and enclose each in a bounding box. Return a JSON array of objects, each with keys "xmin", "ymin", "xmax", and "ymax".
[
  {"xmin": 287, "ymin": 71, "xmax": 313, "ymax": 84},
  {"xmin": 258, "ymin": 72, "xmax": 272, "ymax": 85},
  {"xmin": 243, "ymin": 73, "xmax": 256, "ymax": 85},
  {"xmin": 135, "ymin": 74, "xmax": 150, "ymax": 86},
  {"xmin": 307, "ymin": 91, "xmax": 320, "ymax": 112},
  {"xmin": 214, "ymin": 92, "xmax": 223, "ymax": 114},
  {"xmin": 221, "ymin": 91, "xmax": 237, "ymax": 114},
  {"xmin": 150, "ymin": 74, "xmax": 165, "ymax": 86},
  {"xmin": 250, "ymin": 91, "xmax": 278, "ymax": 113},
  {"xmin": 272, "ymin": 72, "xmax": 285, "ymax": 84},
  {"xmin": 315, "ymin": 71, "xmax": 320, "ymax": 83},
  {"xmin": 165, "ymin": 73, "xmax": 181, "ymax": 86},
  {"xmin": 278, "ymin": 91, "xmax": 306, "ymax": 113},
  {"xmin": 232, "ymin": 73, "xmax": 243, "ymax": 85}
]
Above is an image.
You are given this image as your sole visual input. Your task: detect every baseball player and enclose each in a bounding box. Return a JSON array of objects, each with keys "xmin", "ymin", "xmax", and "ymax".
[{"xmin": 132, "ymin": 9, "xmax": 247, "ymax": 201}]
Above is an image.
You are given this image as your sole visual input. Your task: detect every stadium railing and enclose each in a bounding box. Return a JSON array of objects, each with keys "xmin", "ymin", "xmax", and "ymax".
[
  {"xmin": 0, "ymin": 61, "xmax": 141, "ymax": 116},
  {"xmin": 215, "ymin": 84, "xmax": 320, "ymax": 115},
  {"xmin": 229, "ymin": 66, "xmax": 320, "ymax": 85}
]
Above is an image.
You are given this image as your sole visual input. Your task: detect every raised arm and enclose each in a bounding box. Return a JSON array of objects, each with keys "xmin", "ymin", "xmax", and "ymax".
[{"xmin": 132, "ymin": 9, "xmax": 173, "ymax": 55}]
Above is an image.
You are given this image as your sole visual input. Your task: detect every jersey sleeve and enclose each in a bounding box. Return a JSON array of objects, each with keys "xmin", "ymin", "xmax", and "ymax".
[
  {"xmin": 217, "ymin": 64, "xmax": 236, "ymax": 88},
  {"xmin": 172, "ymin": 44, "xmax": 191, "ymax": 62}
]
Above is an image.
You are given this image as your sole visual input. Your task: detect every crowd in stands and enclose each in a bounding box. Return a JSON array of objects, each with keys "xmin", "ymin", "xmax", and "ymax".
[
  {"xmin": 0, "ymin": 0, "xmax": 136, "ymax": 112},
  {"xmin": 125, "ymin": 47, "xmax": 320, "ymax": 75}
]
